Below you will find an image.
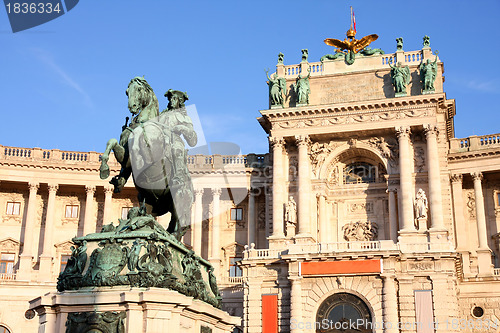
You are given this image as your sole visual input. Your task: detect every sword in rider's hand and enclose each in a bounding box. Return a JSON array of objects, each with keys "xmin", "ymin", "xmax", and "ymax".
[{"xmin": 122, "ymin": 117, "xmax": 129, "ymax": 132}]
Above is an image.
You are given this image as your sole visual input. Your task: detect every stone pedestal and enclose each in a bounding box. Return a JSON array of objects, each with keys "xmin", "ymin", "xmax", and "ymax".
[
  {"xmin": 30, "ymin": 287, "xmax": 240, "ymax": 333},
  {"xmin": 416, "ymin": 217, "xmax": 427, "ymax": 232}
]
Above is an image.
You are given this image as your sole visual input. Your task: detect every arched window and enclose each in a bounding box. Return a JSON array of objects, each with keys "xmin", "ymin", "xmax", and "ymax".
[
  {"xmin": 0, "ymin": 325, "xmax": 11, "ymax": 333},
  {"xmin": 316, "ymin": 293, "xmax": 372, "ymax": 332},
  {"xmin": 343, "ymin": 162, "xmax": 376, "ymax": 184}
]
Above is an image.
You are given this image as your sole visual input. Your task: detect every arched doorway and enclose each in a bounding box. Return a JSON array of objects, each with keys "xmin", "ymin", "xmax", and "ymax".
[{"xmin": 316, "ymin": 292, "xmax": 373, "ymax": 332}]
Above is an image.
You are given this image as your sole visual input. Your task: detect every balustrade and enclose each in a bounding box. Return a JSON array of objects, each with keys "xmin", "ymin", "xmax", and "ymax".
[{"xmin": 450, "ymin": 134, "xmax": 500, "ymax": 153}]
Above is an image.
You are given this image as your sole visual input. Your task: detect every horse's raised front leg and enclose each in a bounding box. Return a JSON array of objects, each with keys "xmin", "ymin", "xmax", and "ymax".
[{"xmin": 100, "ymin": 138, "xmax": 118, "ymax": 179}]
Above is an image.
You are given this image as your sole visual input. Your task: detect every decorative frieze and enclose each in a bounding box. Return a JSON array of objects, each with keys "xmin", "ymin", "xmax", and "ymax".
[{"xmin": 342, "ymin": 221, "xmax": 378, "ymax": 241}]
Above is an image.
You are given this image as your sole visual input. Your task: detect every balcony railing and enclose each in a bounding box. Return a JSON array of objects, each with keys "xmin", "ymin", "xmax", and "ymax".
[
  {"xmin": 243, "ymin": 240, "xmax": 455, "ymax": 260},
  {"xmin": 0, "ymin": 272, "xmax": 16, "ymax": 281},
  {"xmin": 0, "ymin": 145, "xmax": 269, "ymax": 169},
  {"xmin": 494, "ymin": 268, "xmax": 500, "ymax": 276},
  {"xmin": 449, "ymin": 134, "xmax": 500, "ymax": 153}
]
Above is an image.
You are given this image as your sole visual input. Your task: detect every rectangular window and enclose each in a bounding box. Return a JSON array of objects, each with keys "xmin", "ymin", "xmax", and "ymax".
[
  {"xmin": 230, "ymin": 208, "xmax": 243, "ymax": 221},
  {"xmin": 60, "ymin": 255, "xmax": 71, "ymax": 273},
  {"xmin": 0, "ymin": 253, "xmax": 15, "ymax": 274},
  {"xmin": 229, "ymin": 257, "xmax": 242, "ymax": 277},
  {"xmin": 65, "ymin": 205, "xmax": 79, "ymax": 218},
  {"xmin": 6, "ymin": 202, "xmax": 21, "ymax": 215},
  {"xmin": 121, "ymin": 207, "xmax": 133, "ymax": 220}
]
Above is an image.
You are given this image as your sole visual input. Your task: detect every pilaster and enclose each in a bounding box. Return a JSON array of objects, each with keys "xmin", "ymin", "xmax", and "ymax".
[
  {"xmin": 18, "ymin": 181, "xmax": 39, "ymax": 281},
  {"xmin": 269, "ymin": 137, "xmax": 286, "ymax": 245},
  {"xmin": 396, "ymin": 126, "xmax": 416, "ymax": 237},
  {"xmin": 294, "ymin": 135, "xmax": 314, "ymax": 243},
  {"xmin": 39, "ymin": 183, "xmax": 59, "ymax": 282},
  {"xmin": 471, "ymin": 172, "xmax": 493, "ymax": 276},
  {"xmin": 83, "ymin": 185, "xmax": 96, "ymax": 235},
  {"xmin": 193, "ymin": 188, "xmax": 204, "ymax": 256}
]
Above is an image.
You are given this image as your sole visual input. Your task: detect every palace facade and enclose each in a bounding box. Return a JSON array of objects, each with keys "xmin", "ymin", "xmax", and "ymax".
[{"xmin": 1, "ymin": 37, "xmax": 500, "ymax": 333}]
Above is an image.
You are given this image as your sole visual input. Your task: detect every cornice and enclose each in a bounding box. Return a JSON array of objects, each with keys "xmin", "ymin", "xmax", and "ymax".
[
  {"xmin": 260, "ymin": 93, "xmax": 447, "ymax": 121},
  {"xmin": 448, "ymin": 149, "xmax": 500, "ymax": 161}
]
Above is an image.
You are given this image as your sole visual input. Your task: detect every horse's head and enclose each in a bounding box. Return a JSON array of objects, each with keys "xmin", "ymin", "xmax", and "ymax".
[{"xmin": 126, "ymin": 77, "xmax": 156, "ymax": 115}]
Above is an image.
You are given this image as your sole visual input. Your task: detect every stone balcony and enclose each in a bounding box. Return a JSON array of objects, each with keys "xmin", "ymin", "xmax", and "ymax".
[
  {"xmin": 243, "ymin": 240, "xmax": 455, "ymax": 260},
  {"xmin": 0, "ymin": 145, "xmax": 269, "ymax": 171},
  {"xmin": 449, "ymin": 134, "xmax": 500, "ymax": 154}
]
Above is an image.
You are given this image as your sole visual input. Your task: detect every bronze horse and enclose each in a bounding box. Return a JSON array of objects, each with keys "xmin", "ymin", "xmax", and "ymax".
[{"xmin": 100, "ymin": 77, "xmax": 196, "ymax": 239}]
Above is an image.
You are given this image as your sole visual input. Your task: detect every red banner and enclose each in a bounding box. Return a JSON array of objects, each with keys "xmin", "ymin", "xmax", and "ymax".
[
  {"xmin": 301, "ymin": 259, "xmax": 381, "ymax": 276},
  {"xmin": 262, "ymin": 294, "xmax": 278, "ymax": 333}
]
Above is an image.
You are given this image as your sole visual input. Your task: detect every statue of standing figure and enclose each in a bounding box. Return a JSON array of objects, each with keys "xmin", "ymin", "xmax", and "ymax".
[
  {"xmin": 295, "ymin": 68, "xmax": 311, "ymax": 105},
  {"xmin": 266, "ymin": 69, "xmax": 287, "ymax": 107},
  {"xmin": 419, "ymin": 52, "xmax": 439, "ymax": 93},
  {"xmin": 414, "ymin": 188, "xmax": 428, "ymax": 220},
  {"xmin": 277, "ymin": 52, "xmax": 284, "ymax": 65},
  {"xmin": 423, "ymin": 35, "xmax": 430, "ymax": 47},
  {"xmin": 301, "ymin": 49, "xmax": 309, "ymax": 62},
  {"xmin": 284, "ymin": 196, "xmax": 297, "ymax": 227},
  {"xmin": 389, "ymin": 62, "xmax": 411, "ymax": 96}
]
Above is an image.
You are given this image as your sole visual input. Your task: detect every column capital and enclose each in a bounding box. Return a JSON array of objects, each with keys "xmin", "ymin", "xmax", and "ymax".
[
  {"xmin": 249, "ymin": 187, "xmax": 260, "ymax": 196},
  {"xmin": 423, "ymin": 123, "xmax": 439, "ymax": 137},
  {"xmin": 211, "ymin": 187, "xmax": 222, "ymax": 197},
  {"xmin": 85, "ymin": 185, "xmax": 96, "ymax": 194},
  {"xmin": 104, "ymin": 186, "xmax": 114, "ymax": 195},
  {"xmin": 47, "ymin": 183, "xmax": 59, "ymax": 193},
  {"xmin": 316, "ymin": 192, "xmax": 326, "ymax": 199},
  {"xmin": 195, "ymin": 188, "xmax": 204, "ymax": 196},
  {"xmin": 295, "ymin": 134, "xmax": 311, "ymax": 147},
  {"xmin": 28, "ymin": 182, "xmax": 39, "ymax": 192},
  {"xmin": 395, "ymin": 125, "xmax": 411, "ymax": 139},
  {"xmin": 471, "ymin": 172, "xmax": 483, "ymax": 181},
  {"xmin": 269, "ymin": 136, "xmax": 285, "ymax": 148},
  {"xmin": 450, "ymin": 173, "xmax": 463, "ymax": 184}
]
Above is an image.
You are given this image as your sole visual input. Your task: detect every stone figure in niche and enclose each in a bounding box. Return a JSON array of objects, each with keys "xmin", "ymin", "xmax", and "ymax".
[
  {"xmin": 423, "ymin": 35, "xmax": 430, "ymax": 47},
  {"xmin": 389, "ymin": 62, "xmax": 411, "ymax": 96},
  {"xmin": 414, "ymin": 188, "xmax": 428, "ymax": 219},
  {"xmin": 99, "ymin": 77, "xmax": 197, "ymax": 240},
  {"xmin": 301, "ymin": 49, "xmax": 309, "ymax": 62},
  {"xmin": 342, "ymin": 221, "xmax": 378, "ymax": 241},
  {"xmin": 295, "ymin": 68, "xmax": 311, "ymax": 105},
  {"xmin": 277, "ymin": 52, "xmax": 284, "ymax": 64},
  {"xmin": 265, "ymin": 69, "xmax": 286, "ymax": 107},
  {"xmin": 419, "ymin": 52, "xmax": 439, "ymax": 93},
  {"xmin": 284, "ymin": 196, "xmax": 297, "ymax": 227},
  {"xmin": 396, "ymin": 37, "xmax": 404, "ymax": 51},
  {"xmin": 413, "ymin": 147, "xmax": 425, "ymax": 172}
]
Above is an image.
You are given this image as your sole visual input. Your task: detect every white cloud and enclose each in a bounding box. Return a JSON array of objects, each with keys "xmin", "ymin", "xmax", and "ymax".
[{"xmin": 31, "ymin": 48, "xmax": 93, "ymax": 108}]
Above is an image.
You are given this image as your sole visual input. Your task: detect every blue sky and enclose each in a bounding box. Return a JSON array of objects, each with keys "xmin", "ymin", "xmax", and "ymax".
[{"xmin": 1, "ymin": 1, "xmax": 499, "ymax": 154}]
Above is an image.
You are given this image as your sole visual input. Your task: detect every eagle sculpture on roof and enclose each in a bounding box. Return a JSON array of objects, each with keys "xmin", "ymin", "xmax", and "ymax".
[{"xmin": 323, "ymin": 27, "xmax": 378, "ymax": 65}]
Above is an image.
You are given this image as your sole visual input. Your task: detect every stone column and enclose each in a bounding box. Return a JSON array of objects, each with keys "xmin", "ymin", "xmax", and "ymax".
[
  {"xmin": 247, "ymin": 188, "xmax": 256, "ymax": 246},
  {"xmin": 387, "ymin": 188, "xmax": 398, "ymax": 243},
  {"xmin": 382, "ymin": 275, "xmax": 399, "ymax": 333},
  {"xmin": 295, "ymin": 135, "xmax": 311, "ymax": 238},
  {"xmin": 210, "ymin": 188, "xmax": 222, "ymax": 263},
  {"xmin": 39, "ymin": 183, "xmax": 59, "ymax": 281},
  {"xmin": 471, "ymin": 172, "xmax": 493, "ymax": 276},
  {"xmin": 450, "ymin": 174, "xmax": 472, "ymax": 277},
  {"xmin": 18, "ymin": 181, "xmax": 39, "ymax": 280},
  {"xmin": 424, "ymin": 124, "xmax": 446, "ymax": 231},
  {"xmin": 289, "ymin": 276, "xmax": 303, "ymax": 333},
  {"xmin": 83, "ymin": 185, "xmax": 96, "ymax": 235},
  {"xmin": 270, "ymin": 137, "xmax": 285, "ymax": 239},
  {"xmin": 102, "ymin": 186, "xmax": 114, "ymax": 225},
  {"xmin": 396, "ymin": 126, "xmax": 415, "ymax": 232},
  {"xmin": 317, "ymin": 193, "xmax": 327, "ymax": 243},
  {"xmin": 193, "ymin": 188, "xmax": 204, "ymax": 255}
]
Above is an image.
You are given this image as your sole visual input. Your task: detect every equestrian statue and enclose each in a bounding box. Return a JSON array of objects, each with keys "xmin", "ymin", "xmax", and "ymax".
[{"xmin": 99, "ymin": 77, "xmax": 197, "ymax": 240}]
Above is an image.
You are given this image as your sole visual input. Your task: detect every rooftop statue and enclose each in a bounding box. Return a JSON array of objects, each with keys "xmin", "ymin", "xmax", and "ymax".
[
  {"xmin": 396, "ymin": 37, "xmax": 403, "ymax": 51},
  {"xmin": 266, "ymin": 69, "xmax": 287, "ymax": 108},
  {"xmin": 99, "ymin": 77, "xmax": 196, "ymax": 240},
  {"xmin": 389, "ymin": 62, "xmax": 411, "ymax": 97},
  {"xmin": 419, "ymin": 51, "xmax": 439, "ymax": 93},
  {"xmin": 301, "ymin": 49, "xmax": 309, "ymax": 62},
  {"xmin": 423, "ymin": 35, "xmax": 430, "ymax": 47},
  {"xmin": 324, "ymin": 27, "xmax": 378, "ymax": 65},
  {"xmin": 277, "ymin": 52, "xmax": 284, "ymax": 65},
  {"xmin": 295, "ymin": 67, "xmax": 311, "ymax": 105}
]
